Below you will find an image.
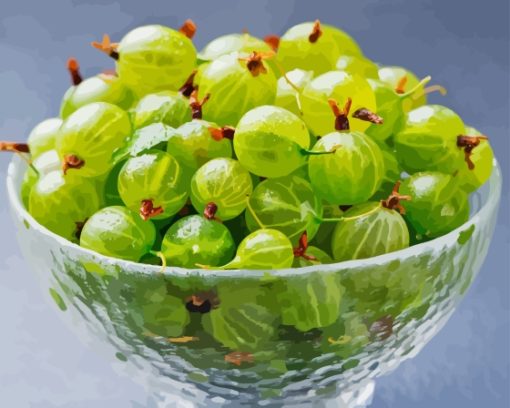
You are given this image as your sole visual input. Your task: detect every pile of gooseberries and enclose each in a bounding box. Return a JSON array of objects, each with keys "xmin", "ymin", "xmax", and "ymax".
[{"xmin": 3, "ymin": 19, "xmax": 494, "ymax": 270}]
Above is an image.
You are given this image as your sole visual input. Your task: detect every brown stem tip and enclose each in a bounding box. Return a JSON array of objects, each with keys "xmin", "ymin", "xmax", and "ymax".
[
  {"xmin": 239, "ymin": 51, "xmax": 275, "ymax": 77},
  {"xmin": 381, "ymin": 181, "xmax": 411, "ymax": 214},
  {"xmin": 328, "ymin": 97, "xmax": 352, "ymax": 131},
  {"xmin": 208, "ymin": 126, "xmax": 235, "ymax": 141},
  {"xmin": 395, "ymin": 75, "xmax": 408, "ymax": 94},
  {"xmin": 264, "ymin": 34, "xmax": 280, "ymax": 51},
  {"xmin": 293, "ymin": 231, "xmax": 318, "ymax": 261},
  {"xmin": 178, "ymin": 69, "xmax": 198, "ymax": 98},
  {"xmin": 140, "ymin": 199, "xmax": 164, "ymax": 220},
  {"xmin": 62, "ymin": 154, "xmax": 84, "ymax": 174},
  {"xmin": 189, "ymin": 89, "xmax": 210, "ymax": 119},
  {"xmin": 67, "ymin": 58, "xmax": 83, "ymax": 86},
  {"xmin": 308, "ymin": 19, "xmax": 323, "ymax": 43},
  {"xmin": 0, "ymin": 142, "xmax": 29, "ymax": 153},
  {"xmin": 225, "ymin": 351, "xmax": 254, "ymax": 366},
  {"xmin": 91, "ymin": 34, "xmax": 119, "ymax": 60},
  {"xmin": 457, "ymin": 135, "xmax": 488, "ymax": 170},
  {"xmin": 352, "ymin": 108, "xmax": 384, "ymax": 125},
  {"xmin": 179, "ymin": 19, "xmax": 197, "ymax": 39}
]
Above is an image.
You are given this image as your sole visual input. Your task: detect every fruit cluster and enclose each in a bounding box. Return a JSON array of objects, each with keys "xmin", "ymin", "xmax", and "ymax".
[{"xmin": 9, "ymin": 20, "xmax": 493, "ymax": 270}]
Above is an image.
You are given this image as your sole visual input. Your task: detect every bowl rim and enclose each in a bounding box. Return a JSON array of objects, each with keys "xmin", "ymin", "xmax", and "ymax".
[{"xmin": 7, "ymin": 155, "xmax": 502, "ymax": 278}]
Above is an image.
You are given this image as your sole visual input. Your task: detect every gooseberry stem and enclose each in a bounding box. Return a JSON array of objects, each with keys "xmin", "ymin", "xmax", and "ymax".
[
  {"xmin": 399, "ymin": 75, "xmax": 447, "ymax": 101},
  {"xmin": 149, "ymin": 250, "xmax": 167, "ymax": 271},
  {"xmin": 67, "ymin": 58, "xmax": 83, "ymax": 86},
  {"xmin": 202, "ymin": 255, "xmax": 242, "ymax": 270},
  {"xmin": 380, "ymin": 181, "xmax": 411, "ymax": 214},
  {"xmin": 318, "ymin": 216, "xmax": 345, "ymax": 223},
  {"xmin": 195, "ymin": 263, "xmax": 211, "ymax": 269},
  {"xmin": 0, "ymin": 142, "xmax": 39, "ymax": 175},
  {"xmin": 301, "ymin": 147, "xmax": 339, "ymax": 156},
  {"xmin": 0, "ymin": 141, "xmax": 29, "ymax": 153},
  {"xmin": 419, "ymin": 84, "xmax": 447, "ymax": 98},
  {"xmin": 324, "ymin": 205, "xmax": 383, "ymax": 223},
  {"xmin": 399, "ymin": 75, "xmax": 431, "ymax": 99},
  {"xmin": 346, "ymin": 208, "xmax": 379, "ymax": 221},
  {"xmin": 272, "ymin": 61, "xmax": 304, "ymax": 115},
  {"xmin": 179, "ymin": 19, "xmax": 197, "ymax": 39},
  {"xmin": 22, "ymin": 155, "xmax": 39, "ymax": 175},
  {"xmin": 168, "ymin": 336, "xmax": 199, "ymax": 344}
]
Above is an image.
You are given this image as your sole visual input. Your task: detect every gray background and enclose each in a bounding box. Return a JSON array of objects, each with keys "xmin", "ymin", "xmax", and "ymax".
[{"xmin": 0, "ymin": 0, "xmax": 508, "ymax": 407}]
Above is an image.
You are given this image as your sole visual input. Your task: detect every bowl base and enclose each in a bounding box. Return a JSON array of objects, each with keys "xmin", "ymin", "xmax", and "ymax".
[{"xmin": 153, "ymin": 380, "xmax": 375, "ymax": 407}]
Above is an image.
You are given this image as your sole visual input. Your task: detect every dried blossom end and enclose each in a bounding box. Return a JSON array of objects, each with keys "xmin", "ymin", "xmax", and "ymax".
[
  {"xmin": 328, "ymin": 98, "xmax": 352, "ymax": 131},
  {"xmin": 395, "ymin": 75, "xmax": 408, "ymax": 94},
  {"xmin": 239, "ymin": 51, "xmax": 274, "ymax": 77},
  {"xmin": 179, "ymin": 19, "xmax": 197, "ymax": 39},
  {"xmin": 62, "ymin": 154, "xmax": 85, "ymax": 175},
  {"xmin": 264, "ymin": 34, "xmax": 280, "ymax": 51},
  {"xmin": 91, "ymin": 34, "xmax": 119, "ymax": 60},
  {"xmin": 457, "ymin": 134, "xmax": 488, "ymax": 170},
  {"xmin": 380, "ymin": 181, "xmax": 411, "ymax": 214},
  {"xmin": 352, "ymin": 108, "xmax": 384, "ymax": 125},
  {"xmin": 203, "ymin": 202, "xmax": 221, "ymax": 221},
  {"xmin": 67, "ymin": 57, "xmax": 83, "ymax": 86},
  {"xmin": 189, "ymin": 89, "xmax": 210, "ymax": 119},
  {"xmin": 140, "ymin": 199, "xmax": 164, "ymax": 221},
  {"xmin": 208, "ymin": 126, "xmax": 235, "ymax": 141},
  {"xmin": 308, "ymin": 20, "xmax": 323, "ymax": 43},
  {"xmin": 293, "ymin": 231, "xmax": 318, "ymax": 261},
  {"xmin": 179, "ymin": 69, "xmax": 198, "ymax": 97}
]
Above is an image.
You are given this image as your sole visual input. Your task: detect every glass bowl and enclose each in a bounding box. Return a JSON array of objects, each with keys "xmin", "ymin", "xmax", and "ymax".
[{"xmin": 6, "ymin": 155, "xmax": 501, "ymax": 407}]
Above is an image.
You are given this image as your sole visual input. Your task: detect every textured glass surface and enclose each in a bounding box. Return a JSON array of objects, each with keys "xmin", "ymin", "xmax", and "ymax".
[{"xmin": 6, "ymin": 156, "xmax": 501, "ymax": 407}]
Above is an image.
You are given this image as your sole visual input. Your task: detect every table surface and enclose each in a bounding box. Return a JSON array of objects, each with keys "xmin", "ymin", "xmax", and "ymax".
[{"xmin": 0, "ymin": 0, "xmax": 508, "ymax": 407}]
